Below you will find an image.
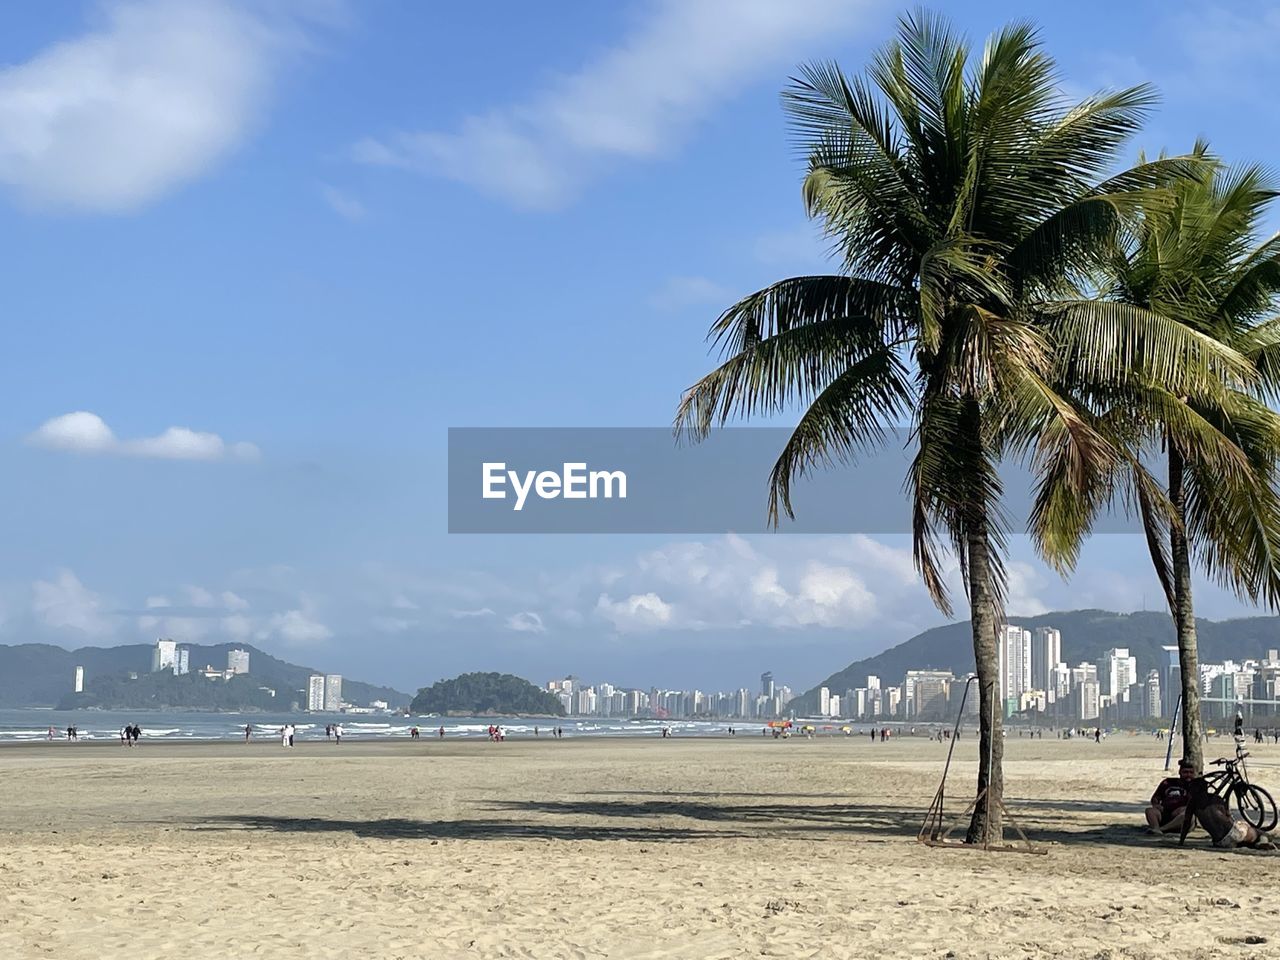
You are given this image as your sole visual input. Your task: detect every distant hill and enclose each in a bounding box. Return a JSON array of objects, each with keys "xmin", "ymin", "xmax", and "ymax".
[
  {"xmin": 410, "ymin": 672, "xmax": 565, "ymax": 716},
  {"xmin": 0, "ymin": 641, "xmax": 411, "ymax": 710},
  {"xmin": 789, "ymin": 609, "xmax": 1280, "ymax": 715}
]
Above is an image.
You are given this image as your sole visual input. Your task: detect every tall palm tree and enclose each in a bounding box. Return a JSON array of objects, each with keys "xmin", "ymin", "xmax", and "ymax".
[
  {"xmin": 673, "ymin": 11, "xmax": 1243, "ymax": 842},
  {"xmin": 1091, "ymin": 155, "xmax": 1280, "ymax": 771}
]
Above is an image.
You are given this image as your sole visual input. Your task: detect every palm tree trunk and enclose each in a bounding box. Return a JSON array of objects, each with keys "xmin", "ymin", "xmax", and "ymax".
[
  {"xmin": 965, "ymin": 521, "xmax": 1004, "ymax": 843},
  {"xmin": 1168, "ymin": 444, "xmax": 1204, "ymax": 772},
  {"xmin": 963, "ymin": 408, "xmax": 1003, "ymax": 844}
]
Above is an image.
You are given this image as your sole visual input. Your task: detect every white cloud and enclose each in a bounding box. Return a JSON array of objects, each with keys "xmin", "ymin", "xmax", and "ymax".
[
  {"xmin": 267, "ymin": 609, "xmax": 332, "ymax": 646},
  {"xmin": 32, "ymin": 569, "xmax": 113, "ymax": 637},
  {"xmin": 220, "ymin": 591, "xmax": 249, "ymax": 611},
  {"xmin": 1005, "ymin": 561, "xmax": 1050, "ymax": 618},
  {"xmin": 649, "ymin": 276, "xmax": 732, "ymax": 312},
  {"xmin": 587, "ymin": 536, "xmax": 905, "ymax": 634},
  {"xmin": 0, "ymin": 0, "xmax": 323, "ymax": 213},
  {"xmin": 319, "ymin": 183, "xmax": 366, "ymax": 220},
  {"xmin": 27, "ymin": 412, "xmax": 260, "ymax": 462},
  {"xmin": 506, "ymin": 611, "xmax": 545, "ymax": 633},
  {"xmin": 185, "ymin": 585, "xmax": 216, "ymax": 607},
  {"xmin": 355, "ymin": 0, "xmax": 884, "ymax": 207},
  {"xmin": 28, "ymin": 411, "xmax": 117, "ymax": 453},
  {"xmin": 595, "ymin": 592, "xmax": 673, "ymax": 632}
]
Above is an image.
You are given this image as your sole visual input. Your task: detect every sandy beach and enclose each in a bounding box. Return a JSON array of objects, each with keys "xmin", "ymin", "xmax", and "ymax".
[{"xmin": 2, "ymin": 733, "xmax": 1278, "ymax": 959}]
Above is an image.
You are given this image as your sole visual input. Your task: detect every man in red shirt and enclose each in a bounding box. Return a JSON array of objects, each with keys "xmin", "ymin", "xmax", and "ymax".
[{"xmin": 1145, "ymin": 759, "xmax": 1194, "ymax": 834}]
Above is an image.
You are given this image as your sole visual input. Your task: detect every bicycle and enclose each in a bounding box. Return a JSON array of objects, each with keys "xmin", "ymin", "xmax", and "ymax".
[{"xmin": 1204, "ymin": 742, "xmax": 1278, "ymax": 833}]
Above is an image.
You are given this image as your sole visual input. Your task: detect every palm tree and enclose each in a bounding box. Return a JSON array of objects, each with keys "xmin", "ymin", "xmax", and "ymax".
[
  {"xmin": 1091, "ymin": 154, "xmax": 1280, "ymax": 771},
  {"xmin": 673, "ymin": 11, "xmax": 1241, "ymax": 842}
]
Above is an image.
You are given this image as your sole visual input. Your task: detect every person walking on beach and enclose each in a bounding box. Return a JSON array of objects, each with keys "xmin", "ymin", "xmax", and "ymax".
[
  {"xmin": 244, "ymin": 724, "xmax": 252, "ymax": 742},
  {"xmin": 333, "ymin": 723, "xmax": 343, "ymax": 744},
  {"xmin": 131, "ymin": 724, "xmax": 141, "ymax": 745},
  {"xmin": 325, "ymin": 724, "xmax": 332, "ymax": 740},
  {"xmin": 121, "ymin": 726, "xmax": 129, "ymax": 746},
  {"xmin": 1094, "ymin": 727, "xmax": 1102, "ymax": 743},
  {"xmin": 280, "ymin": 725, "xmax": 289, "ymax": 748},
  {"xmin": 438, "ymin": 725, "xmax": 445, "ymax": 739}
]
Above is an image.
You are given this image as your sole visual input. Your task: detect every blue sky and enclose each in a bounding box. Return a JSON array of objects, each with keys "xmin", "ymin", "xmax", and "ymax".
[{"xmin": 2, "ymin": 0, "xmax": 1279, "ymax": 694}]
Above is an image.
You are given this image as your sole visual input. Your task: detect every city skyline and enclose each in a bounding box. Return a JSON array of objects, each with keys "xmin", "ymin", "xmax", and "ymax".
[{"xmin": 542, "ymin": 629, "xmax": 1280, "ymax": 724}]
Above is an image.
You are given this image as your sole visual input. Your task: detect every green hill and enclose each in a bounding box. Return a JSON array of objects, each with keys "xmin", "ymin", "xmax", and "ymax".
[
  {"xmin": 789, "ymin": 609, "xmax": 1280, "ymax": 714},
  {"xmin": 410, "ymin": 672, "xmax": 565, "ymax": 716}
]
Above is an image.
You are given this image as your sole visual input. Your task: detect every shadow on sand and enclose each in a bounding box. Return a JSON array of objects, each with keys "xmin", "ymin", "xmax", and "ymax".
[{"xmin": 186, "ymin": 791, "xmax": 1166, "ymax": 850}]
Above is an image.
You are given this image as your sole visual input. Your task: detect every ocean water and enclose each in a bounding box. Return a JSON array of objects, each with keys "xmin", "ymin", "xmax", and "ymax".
[{"xmin": 0, "ymin": 708, "xmax": 769, "ymax": 744}]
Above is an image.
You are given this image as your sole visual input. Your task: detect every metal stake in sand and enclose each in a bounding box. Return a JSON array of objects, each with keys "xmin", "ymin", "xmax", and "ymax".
[
  {"xmin": 918, "ymin": 675, "xmax": 1045, "ymax": 854},
  {"xmin": 1164, "ymin": 693, "xmax": 1182, "ymax": 771},
  {"xmin": 918, "ymin": 674, "xmax": 975, "ymax": 841}
]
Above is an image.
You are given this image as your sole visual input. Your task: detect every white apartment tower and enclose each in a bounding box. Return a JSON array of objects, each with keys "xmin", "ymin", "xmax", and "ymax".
[
  {"xmin": 1104, "ymin": 648, "xmax": 1138, "ymax": 698},
  {"xmin": 151, "ymin": 639, "xmax": 178, "ymax": 673},
  {"xmin": 999, "ymin": 625, "xmax": 1032, "ymax": 704},
  {"xmin": 1077, "ymin": 678, "xmax": 1100, "ymax": 720},
  {"xmin": 323, "ymin": 675, "xmax": 343, "ymax": 712},
  {"xmin": 74, "ymin": 666, "xmax": 84, "ymax": 693},
  {"xmin": 227, "ymin": 649, "xmax": 250, "ymax": 675},
  {"xmin": 307, "ymin": 675, "xmax": 326, "ymax": 711},
  {"xmin": 1051, "ymin": 662, "xmax": 1072, "ymax": 701}
]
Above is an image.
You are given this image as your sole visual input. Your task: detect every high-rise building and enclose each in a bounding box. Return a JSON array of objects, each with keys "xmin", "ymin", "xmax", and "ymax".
[
  {"xmin": 74, "ymin": 666, "xmax": 84, "ymax": 693},
  {"xmin": 151, "ymin": 639, "xmax": 178, "ymax": 673},
  {"xmin": 1051, "ymin": 662, "xmax": 1072, "ymax": 702},
  {"xmin": 818, "ymin": 687, "xmax": 830, "ymax": 716},
  {"xmin": 1031, "ymin": 627, "xmax": 1061, "ymax": 694},
  {"xmin": 1103, "ymin": 648, "xmax": 1138, "ymax": 698},
  {"xmin": 1077, "ymin": 679, "xmax": 1100, "ymax": 721},
  {"xmin": 1071, "ymin": 661, "xmax": 1098, "ymax": 689},
  {"xmin": 175, "ymin": 647, "xmax": 190, "ymax": 676},
  {"xmin": 1144, "ymin": 670, "xmax": 1162, "ymax": 718},
  {"xmin": 828, "ymin": 694, "xmax": 841, "ymax": 717},
  {"xmin": 227, "ymin": 649, "xmax": 250, "ymax": 675},
  {"xmin": 761, "ymin": 671, "xmax": 774, "ymax": 699},
  {"xmin": 324, "ymin": 674, "xmax": 343, "ymax": 712},
  {"xmin": 999, "ymin": 625, "xmax": 1032, "ymax": 710},
  {"xmin": 307, "ymin": 675, "xmax": 325, "ymax": 711},
  {"xmin": 905, "ymin": 670, "xmax": 952, "ymax": 719}
]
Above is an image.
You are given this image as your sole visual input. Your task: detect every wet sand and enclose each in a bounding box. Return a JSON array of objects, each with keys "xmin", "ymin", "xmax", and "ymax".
[{"xmin": 2, "ymin": 733, "xmax": 1277, "ymax": 959}]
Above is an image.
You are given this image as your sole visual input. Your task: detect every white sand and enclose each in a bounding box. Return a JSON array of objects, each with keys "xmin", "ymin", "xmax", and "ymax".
[{"xmin": 2, "ymin": 734, "xmax": 1277, "ymax": 959}]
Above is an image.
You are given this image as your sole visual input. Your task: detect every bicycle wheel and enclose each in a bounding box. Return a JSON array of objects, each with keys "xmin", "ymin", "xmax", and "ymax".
[{"xmin": 1235, "ymin": 784, "xmax": 1278, "ymax": 833}]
